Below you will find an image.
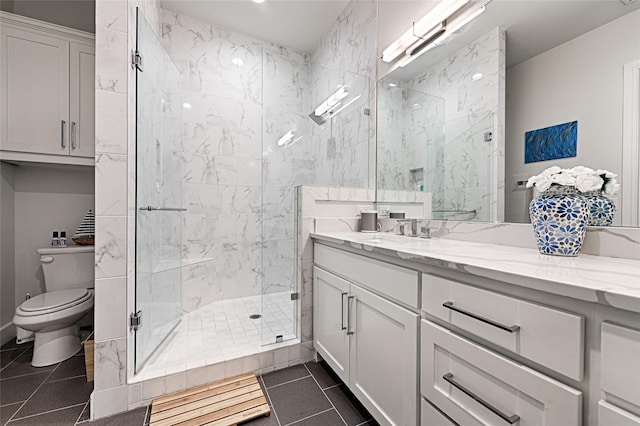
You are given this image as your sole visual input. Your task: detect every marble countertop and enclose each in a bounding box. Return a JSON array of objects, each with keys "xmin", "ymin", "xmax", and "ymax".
[{"xmin": 311, "ymin": 232, "xmax": 640, "ymax": 313}]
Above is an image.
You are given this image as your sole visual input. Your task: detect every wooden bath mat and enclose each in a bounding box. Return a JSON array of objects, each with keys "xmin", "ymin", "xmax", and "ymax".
[{"xmin": 149, "ymin": 372, "xmax": 270, "ymax": 426}]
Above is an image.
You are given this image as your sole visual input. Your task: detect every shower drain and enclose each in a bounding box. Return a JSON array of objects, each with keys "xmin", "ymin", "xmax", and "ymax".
[{"xmin": 249, "ymin": 314, "xmax": 262, "ymax": 319}]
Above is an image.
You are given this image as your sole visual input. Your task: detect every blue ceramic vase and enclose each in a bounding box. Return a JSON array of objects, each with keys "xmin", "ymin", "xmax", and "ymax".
[
  {"xmin": 585, "ymin": 191, "xmax": 616, "ymax": 226},
  {"xmin": 529, "ymin": 186, "xmax": 589, "ymax": 256}
]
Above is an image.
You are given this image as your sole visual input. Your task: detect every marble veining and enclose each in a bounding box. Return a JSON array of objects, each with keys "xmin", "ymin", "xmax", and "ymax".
[{"xmin": 311, "ymin": 231, "xmax": 640, "ymax": 313}]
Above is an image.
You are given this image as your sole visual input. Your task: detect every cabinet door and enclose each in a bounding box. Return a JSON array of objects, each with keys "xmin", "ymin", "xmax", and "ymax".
[
  {"xmin": 599, "ymin": 400, "xmax": 640, "ymax": 426},
  {"xmin": 349, "ymin": 283, "xmax": 419, "ymax": 426},
  {"xmin": 69, "ymin": 42, "xmax": 95, "ymax": 158},
  {"xmin": 421, "ymin": 320, "xmax": 582, "ymax": 426},
  {"xmin": 1, "ymin": 26, "xmax": 69, "ymax": 155},
  {"xmin": 313, "ymin": 266, "xmax": 350, "ymax": 384}
]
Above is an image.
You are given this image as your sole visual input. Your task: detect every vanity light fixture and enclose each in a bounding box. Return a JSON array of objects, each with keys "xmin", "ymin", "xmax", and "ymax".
[
  {"xmin": 314, "ymin": 85, "xmax": 349, "ymax": 117},
  {"xmin": 231, "ymin": 57, "xmax": 244, "ymax": 67},
  {"xmin": 252, "ymin": 0, "xmax": 265, "ymax": 3},
  {"xmin": 472, "ymin": 72, "xmax": 484, "ymax": 81},
  {"xmin": 397, "ymin": 4, "xmax": 486, "ymax": 68},
  {"xmin": 382, "ymin": 0, "xmax": 470, "ymax": 63}
]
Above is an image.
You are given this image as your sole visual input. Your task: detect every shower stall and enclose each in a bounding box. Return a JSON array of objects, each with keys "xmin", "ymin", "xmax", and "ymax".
[{"xmin": 132, "ymin": 9, "xmax": 371, "ymax": 378}]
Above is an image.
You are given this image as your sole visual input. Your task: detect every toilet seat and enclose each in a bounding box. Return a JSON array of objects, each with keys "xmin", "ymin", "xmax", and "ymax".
[{"xmin": 17, "ymin": 289, "xmax": 93, "ymax": 317}]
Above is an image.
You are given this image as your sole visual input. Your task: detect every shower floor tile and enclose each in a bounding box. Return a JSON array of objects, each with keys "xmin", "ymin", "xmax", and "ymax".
[{"xmin": 139, "ymin": 291, "xmax": 296, "ymax": 381}]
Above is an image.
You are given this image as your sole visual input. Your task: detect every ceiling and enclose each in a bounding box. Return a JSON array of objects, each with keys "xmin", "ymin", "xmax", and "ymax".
[
  {"xmin": 160, "ymin": 0, "xmax": 639, "ymax": 77},
  {"xmin": 160, "ymin": 0, "xmax": 349, "ymax": 54}
]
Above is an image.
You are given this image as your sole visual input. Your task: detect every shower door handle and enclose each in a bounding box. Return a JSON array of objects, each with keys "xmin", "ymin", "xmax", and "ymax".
[{"xmin": 139, "ymin": 206, "xmax": 187, "ymax": 212}]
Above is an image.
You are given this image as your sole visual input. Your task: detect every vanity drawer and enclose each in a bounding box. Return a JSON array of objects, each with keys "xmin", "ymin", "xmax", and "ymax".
[
  {"xmin": 421, "ymin": 398, "xmax": 457, "ymax": 426},
  {"xmin": 421, "ymin": 320, "xmax": 582, "ymax": 426},
  {"xmin": 314, "ymin": 243, "xmax": 419, "ymax": 308},
  {"xmin": 422, "ymin": 272, "xmax": 584, "ymax": 381},
  {"xmin": 599, "ymin": 400, "xmax": 640, "ymax": 426},
  {"xmin": 601, "ymin": 322, "xmax": 640, "ymax": 408}
]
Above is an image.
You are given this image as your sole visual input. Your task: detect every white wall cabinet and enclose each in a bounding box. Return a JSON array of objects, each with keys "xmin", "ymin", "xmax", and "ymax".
[
  {"xmin": 313, "ymin": 245, "xmax": 419, "ymax": 426},
  {"xmin": 0, "ymin": 12, "xmax": 94, "ymax": 165}
]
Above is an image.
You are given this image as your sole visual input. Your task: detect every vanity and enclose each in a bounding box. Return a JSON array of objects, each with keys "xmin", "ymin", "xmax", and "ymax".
[{"xmin": 310, "ymin": 232, "xmax": 640, "ymax": 426}]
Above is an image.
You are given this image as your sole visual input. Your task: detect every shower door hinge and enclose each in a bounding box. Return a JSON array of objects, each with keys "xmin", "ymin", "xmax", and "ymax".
[
  {"xmin": 131, "ymin": 50, "xmax": 144, "ymax": 72},
  {"xmin": 363, "ymin": 108, "xmax": 371, "ymax": 116},
  {"xmin": 290, "ymin": 292, "xmax": 300, "ymax": 301},
  {"xmin": 130, "ymin": 310, "xmax": 142, "ymax": 331}
]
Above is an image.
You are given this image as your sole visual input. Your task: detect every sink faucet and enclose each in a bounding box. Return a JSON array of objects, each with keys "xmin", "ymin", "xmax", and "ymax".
[
  {"xmin": 397, "ymin": 219, "xmax": 419, "ymax": 237},
  {"xmin": 396, "ymin": 219, "xmax": 431, "ymax": 238}
]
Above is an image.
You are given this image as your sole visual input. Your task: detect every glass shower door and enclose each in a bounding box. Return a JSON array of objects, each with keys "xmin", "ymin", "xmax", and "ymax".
[{"xmin": 134, "ymin": 9, "xmax": 183, "ymax": 373}]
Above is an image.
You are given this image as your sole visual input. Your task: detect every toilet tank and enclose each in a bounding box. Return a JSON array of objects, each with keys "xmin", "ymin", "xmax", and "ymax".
[{"xmin": 37, "ymin": 246, "xmax": 95, "ymax": 290}]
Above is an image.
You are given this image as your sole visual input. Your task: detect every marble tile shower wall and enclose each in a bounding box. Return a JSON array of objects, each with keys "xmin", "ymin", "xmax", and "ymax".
[
  {"xmin": 160, "ymin": 10, "xmax": 311, "ymax": 309},
  {"xmin": 376, "ymin": 81, "xmax": 407, "ymax": 190},
  {"xmin": 309, "ymin": 0, "xmax": 377, "ymax": 188},
  {"xmin": 93, "ymin": 0, "xmax": 162, "ymax": 419},
  {"xmin": 408, "ymin": 27, "xmax": 505, "ymax": 221}
]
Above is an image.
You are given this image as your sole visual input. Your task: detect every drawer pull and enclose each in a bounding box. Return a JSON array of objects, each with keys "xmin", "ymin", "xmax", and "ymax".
[
  {"xmin": 443, "ymin": 373, "xmax": 520, "ymax": 424},
  {"xmin": 442, "ymin": 302, "xmax": 520, "ymax": 333},
  {"xmin": 341, "ymin": 292, "xmax": 348, "ymax": 330},
  {"xmin": 347, "ymin": 296, "xmax": 355, "ymax": 335},
  {"xmin": 60, "ymin": 120, "xmax": 66, "ymax": 149}
]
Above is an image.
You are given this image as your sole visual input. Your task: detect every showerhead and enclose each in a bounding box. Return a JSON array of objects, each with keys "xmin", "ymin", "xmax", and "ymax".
[{"xmin": 308, "ymin": 111, "xmax": 326, "ymax": 125}]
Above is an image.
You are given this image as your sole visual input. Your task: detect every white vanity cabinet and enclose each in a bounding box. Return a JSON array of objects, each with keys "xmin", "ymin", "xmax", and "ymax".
[
  {"xmin": 0, "ymin": 12, "xmax": 95, "ymax": 165},
  {"xmin": 599, "ymin": 322, "xmax": 640, "ymax": 425},
  {"xmin": 313, "ymin": 244, "xmax": 419, "ymax": 426},
  {"xmin": 421, "ymin": 320, "xmax": 582, "ymax": 426}
]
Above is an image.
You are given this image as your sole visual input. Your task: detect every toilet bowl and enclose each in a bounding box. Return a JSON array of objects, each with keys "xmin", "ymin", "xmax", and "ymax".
[{"xmin": 13, "ymin": 246, "xmax": 94, "ymax": 367}]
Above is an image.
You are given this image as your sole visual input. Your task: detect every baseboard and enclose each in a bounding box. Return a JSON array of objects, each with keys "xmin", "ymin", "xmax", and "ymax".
[{"xmin": 1, "ymin": 321, "xmax": 16, "ymax": 346}]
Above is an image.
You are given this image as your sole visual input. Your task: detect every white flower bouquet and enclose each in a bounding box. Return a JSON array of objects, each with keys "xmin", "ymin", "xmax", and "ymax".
[{"xmin": 526, "ymin": 166, "xmax": 620, "ymax": 195}]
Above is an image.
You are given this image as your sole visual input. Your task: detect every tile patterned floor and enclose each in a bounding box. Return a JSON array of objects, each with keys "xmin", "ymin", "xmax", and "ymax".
[
  {"xmin": 1, "ymin": 337, "xmax": 376, "ymax": 426},
  {"xmin": 139, "ymin": 292, "xmax": 297, "ymax": 381},
  {"xmin": 0, "ymin": 338, "xmax": 93, "ymax": 425}
]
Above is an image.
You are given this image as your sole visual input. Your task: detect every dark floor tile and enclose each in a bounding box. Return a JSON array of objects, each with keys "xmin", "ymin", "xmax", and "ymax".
[
  {"xmin": 14, "ymin": 376, "xmax": 93, "ymax": 418},
  {"xmin": 8, "ymin": 404, "xmax": 84, "ymax": 425},
  {"xmin": 1, "ymin": 402, "xmax": 24, "ymax": 424},
  {"xmin": 324, "ymin": 385, "xmax": 372, "ymax": 426},
  {"xmin": 0, "ymin": 372, "xmax": 49, "ymax": 405},
  {"xmin": 0, "ymin": 353, "xmax": 54, "ymax": 380},
  {"xmin": 47, "ymin": 355, "xmax": 87, "ymax": 382},
  {"xmin": 85, "ymin": 406, "xmax": 147, "ymax": 426},
  {"xmin": 76, "ymin": 402, "xmax": 90, "ymax": 423},
  {"xmin": 289, "ymin": 409, "xmax": 345, "ymax": 426},
  {"xmin": 0, "ymin": 340, "xmax": 31, "ymax": 351},
  {"xmin": 304, "ymin": 362, "xmax": 341, "ymax": 390},
  {"xmin": 262, "ymin": 364, "xmax": 310, "ymax": 388},
  {"xmin": 1, "ymin": 349, "xmax": 27, "ymax": 370},
  {"xmin": 267, "ymin": 377, "xmax": 332, "ymax": 425}
]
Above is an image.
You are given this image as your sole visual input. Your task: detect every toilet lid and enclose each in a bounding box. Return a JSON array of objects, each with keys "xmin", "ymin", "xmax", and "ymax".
[{"xmin": 21, "ymin": 289, "xmax": 90, "ymax": 312}]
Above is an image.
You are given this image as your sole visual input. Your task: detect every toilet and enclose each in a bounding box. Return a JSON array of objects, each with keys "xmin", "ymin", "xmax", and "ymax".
[{"xmin": 13, "ymin": 246, "xmax": 95, "ymax": 367}]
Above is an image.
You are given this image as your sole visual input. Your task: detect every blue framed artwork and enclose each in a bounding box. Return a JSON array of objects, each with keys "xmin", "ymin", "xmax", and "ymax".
[{"xmin": 525, "ymin": 121, "xmax": 577, "ymax": 163}]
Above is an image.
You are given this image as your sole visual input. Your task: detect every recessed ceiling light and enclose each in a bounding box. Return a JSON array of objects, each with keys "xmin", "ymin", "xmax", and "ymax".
[
  {"xmin": 253, "ymin": 0, "xmax": 265, "ymax": 3},
  {"xmin": 231, "ymin": 57, "xmax": 244, "ymax": 67}
]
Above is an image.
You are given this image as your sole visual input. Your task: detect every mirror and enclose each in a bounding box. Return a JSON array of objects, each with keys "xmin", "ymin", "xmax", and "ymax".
[{"xmin": 376, "ymin": 0, "xmax": 640, "ymax": 227}]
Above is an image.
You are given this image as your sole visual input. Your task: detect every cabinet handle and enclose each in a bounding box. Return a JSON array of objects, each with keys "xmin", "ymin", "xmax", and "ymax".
[
  {"xmin": 341, "ymin": 292, "xmax": 348, "ymax": 331},
  {"xmin": 60, "ymin": 120, "xmax": 66, "ymax": 149},
  {"xmin": 443, "ymin": 373, "xmax": 520, "ymax": 424},
  {"xmin": 442, "ymin": 302, "xmax": 520, "ymax": 333},
  {"xmin": 71, "ymin": 121, "xmax": 77, "ymax": 150},
  {"xmin": 346, "ymin": 296, "xmax": 355, "ymax": 335}
]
